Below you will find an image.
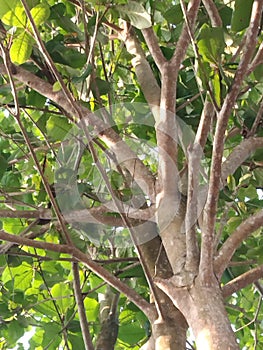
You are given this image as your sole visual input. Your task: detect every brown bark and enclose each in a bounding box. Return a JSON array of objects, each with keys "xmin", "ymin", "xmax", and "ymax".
[
  {"xmin": 156, "ymin": 276, "xmax": 239, "ymax": 350},
  {"xmin": 137, "ymin": 222, "xmax": 188, "ymax": 350}
]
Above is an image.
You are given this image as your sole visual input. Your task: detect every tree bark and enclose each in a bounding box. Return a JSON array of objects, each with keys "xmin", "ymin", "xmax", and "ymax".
[{"xmin": 156, "ymin": 276, "xmax": 239, "ymax": 350}]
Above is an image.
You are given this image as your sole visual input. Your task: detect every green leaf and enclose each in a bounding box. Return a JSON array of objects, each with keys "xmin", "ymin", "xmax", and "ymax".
[
  {"xmin": 91, "ymin": 77, "xmax": 111, "ymax": 97},
  {"xmin": 2, "ymin": 5, "xmax": 27, "ymax": 28},
  {"xmin": 0, "ymin": 155, "xmax": 8, "ymax": 180},
  {"xmin": 30, "ymin": 3, "xmax": 50, "ymax": 27},
  {"xmin": 118, "ymin": 310, "xmax": 146, "ymax": 344},
  {"xmin": 163, "ymin": 4, "xmax": 183, "ymax": 25},
  {"xmin": 231, "ymin": 0, "xmax": 253, "ymax": 32},
  {"xmin": 72, "ymin": 64, "xmax": 93, "ymax": 83},
  {"xmin": 211, "ymin": 69, "xmax": 221, "ymax": 107},
  {"xmin": 7, "ymin": 320, "xmax": 25, "ymax": 347},
  {"xmin": 68, "ymin": 334, "xmax": 85, "ymax": 348},
  {"xmin": 10, "ymin": 31, "xmax": 34, "ymax": 64},
  {"xmin": 238, "ymin": 184, "xmax": 258, "ymax": 201},
  {"xmin": 46, "ymin": 116, "xmax": 72, "ymax": 141},
  {"xmin": 83, "ymin": 297, "xmax": 99, "ymax": 321},
  {"xmin": 46, "ymin": 40, "xmax": 86, "ymax": 68},
  {"xmin": 2, "ymin": 262, "xmax": 33, "ymax": 291},
  {"xmin": 0, "ymin": 0, "xmax": 19, "ymax": 17},
  {"xmin": 227, "ymin": 216, "xmax": 243, "ymax": 233},
  {"xmin": 197, "ymin": 24, "xmax": 225, "ymax": 63},
  {"xmin": 51, "ymin": 282, "xmax": 72, "ymax": 313},
  {"xmin": 43, "ymin": 323, "xmax": 61, "ymax": 349},
  {"xmin": 1, "ymin": 171, "xmax": 21, "ymax": 190},
  {"xmin": 116, "ymin": 1, "xmax": 151, "ymax": 29}
]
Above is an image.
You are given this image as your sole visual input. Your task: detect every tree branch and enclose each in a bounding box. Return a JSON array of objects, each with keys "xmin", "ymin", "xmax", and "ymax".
[
  {"xmin": 221, "ymin": 137, "xmax": 263, "ymax": 184},
  {"xmin": 120, "ymin": 22, "xmax": 161, "ymax": 122},
  {"xmin": 0, "ymin": 205, "xmax": 155, "ymax": 224},
  {"xmin": 214, "ymin": 209, "xmax": 263, "ymax": 278},
  {"xmin": 184, "ymin": 143, "xmax": 201, "ymax": 274},
  {"xmin": 72, "ymin": 262, "xmax": 94, "ymax": 350},
  {"xmin": 222, "ymin": 264, "xmax": 263, "ymax": 298},
  {"xmin": 0, "ymin": 230, "xmax": 156, "ymax": 321},
  {"xmin": 195, "ymin": 98, "xmax": 215, "ymax": 149},
  {"xmin": 202, "ymin": 0, "xmax": 222, "ymax": 27},
  {"xmin": 248, "ymin": 40, "xmax": 263, "ymax": 75},
  {"xmin": 142, "ymin": 27, "xmax": 166, "ymax": 70},
  {"xmin": 0, "ymin": 64, "xmax": 155, "ymax": 201},
  {"xmin": 200, "ymin": 0, "xmax": 263, "ymax": 284}
]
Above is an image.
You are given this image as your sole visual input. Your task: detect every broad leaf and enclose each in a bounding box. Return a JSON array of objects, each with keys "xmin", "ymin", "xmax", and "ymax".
[
  {"xmin": 2, "ymin": 5, "xmax": 27, "ymax": 27},
  {"xmin": 30, "ymin": 3, "xmax": 50, "ymax": 27},
  {"xmin": 0, "ymin": 0, "xmax": 19, "ymax": 18},
  {"xmin": 231, "ymin": 0, "xmax": 253, "ymax": 32},
  {"xmin": 197, "ymin": 24, "xmax": 225, "ymax": 63},
  {"xmin": 10, "ymin": 31, "xmax": 34, "ymax": 64},
  {"xmin": 163, "ymin": 4, "xmax": 183, "ymax": 25},
  {"xmin": 116, "ymin": 1, "xmax": 151, "ymax": 29}
]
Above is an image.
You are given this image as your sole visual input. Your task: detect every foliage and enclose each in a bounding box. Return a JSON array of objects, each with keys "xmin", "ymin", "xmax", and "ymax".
[{"xmin": 0, "ymin": 0, "xmax": 262, "ymax": 349}]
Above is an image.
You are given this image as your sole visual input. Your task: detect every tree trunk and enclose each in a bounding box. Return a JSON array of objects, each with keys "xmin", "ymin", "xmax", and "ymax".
[
  {"xmin": 152, "ymin": 308, "xmax": 188, "ymax": 350},
  {"xmin": 157, "ymin": 276, "xmax": 239, "ymax": 350}
]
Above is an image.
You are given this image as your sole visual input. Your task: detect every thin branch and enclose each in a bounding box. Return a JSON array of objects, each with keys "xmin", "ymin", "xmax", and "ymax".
[
  {"xmin": 0, "ymin": 229, "xmax": 156, "ymax": 321},
  {"xmin": 184, "ymin": 143, "xmax": 201, "ymax": 273},
  {"xmin": 0, "ymin": 63, "xmax": 156, "ymax": 201},
  {"xmin": 195, "ymin": 98, "xmax": 215, "ymax": 149},
  {"xmin": 214, "ymin": 209, "xmax": 263, "ymax": 278},
  {"xmin": 202, "ymin": 0, "xmax": 222, "ymax": 27},
  {"xmin": 222, "ymin": 264, "xmax": 263, "ymax": 298},
  {"xmin": 200, "ymin": 0, "xmax": 263, "ymax": 284},
  {"xmin": 171, "ymin": 0, "xmax": 201, "ymax": 70},
  {"xmin": 141, "ymin": 27, "xmax": 166, "ymax": 70},
  {"xmin": 121, "ymin": 22, "xmax": 161, "ymax": 117},
  {"xmin": 72, "ymin": 262, "xmax": 94, "ymax": 350},
  {"xmin": 0, "ymin": 205, "xmax": 155, "ymax": 224},
  {"xmin": 1, "ymin": 42, "xmax": 73, "ymax": 245},
  {"xmin": 221, "ymin": 137, "xmax": 263, "ymax": 184},
  {"xmin": 0, "ymin": 229, "xmax": 74, "ymax": 254},
  {"xmin": 248, "ymin": 98, "xmax": 263, "ymax": 136},
  {"xmin": 248, "ymin": 40, "xmax": 263, "ymax": 75},
  {"xmin": 72, "ymin": 249, "xmax": 157, "ymax": 322}
]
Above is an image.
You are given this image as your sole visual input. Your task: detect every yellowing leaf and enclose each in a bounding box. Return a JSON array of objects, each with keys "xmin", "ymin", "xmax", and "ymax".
[
  {"xmin": 30, "ymin": 3, "xmax": 50, "ymax": 27},
  {"xmin": 0, "ymin": 0, "xmax": 19, "ymax": 18},
  {"xmin": 2, "ymin": 5, "xmax": 27, "ymax": 28},
  {"xmin": 10, "ymin": 31, "xmax": 34, "ymax": 64}
]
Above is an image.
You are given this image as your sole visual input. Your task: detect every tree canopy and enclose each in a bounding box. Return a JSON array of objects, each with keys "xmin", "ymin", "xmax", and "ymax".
[{"xmin": 0, "ymin": 0, "xmax": 263, "ymax": 349}]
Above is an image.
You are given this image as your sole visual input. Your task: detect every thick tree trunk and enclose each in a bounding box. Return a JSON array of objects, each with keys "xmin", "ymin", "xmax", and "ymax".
[
  {"xmin": 152, "ymin": 309, "xmax": 188, "ymax": 350},
  {"xmin": 157, "ymin": 276, "xmax": 239, "ymax": 350},
  {"xmin": 138, "ymin": 222, "xmax": 188, "ymax": 350},
  {"xmin": 186, "ymin": 282, "xmax": 239, "ymax": 349}
]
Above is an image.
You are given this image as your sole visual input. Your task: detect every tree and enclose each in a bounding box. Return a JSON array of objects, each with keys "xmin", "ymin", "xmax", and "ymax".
[{"xmin": 0, "ymin": 0, "xmax": 263, "ymax": 349}]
